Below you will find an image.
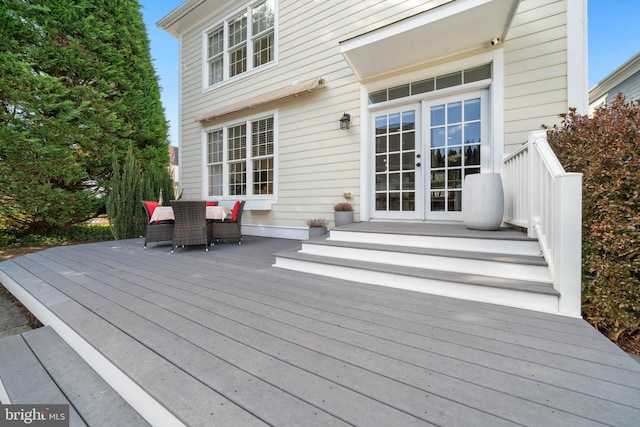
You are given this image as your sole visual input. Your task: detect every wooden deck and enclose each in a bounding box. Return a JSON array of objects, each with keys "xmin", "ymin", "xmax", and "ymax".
[{"xmin": 1, "ymin": 236, "xmax": 639, "ymax": 426}]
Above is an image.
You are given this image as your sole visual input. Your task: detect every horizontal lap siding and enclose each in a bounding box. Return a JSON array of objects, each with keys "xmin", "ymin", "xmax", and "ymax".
[
  {"xmin": 503, "ymin": 0, "xmax": 568, "ymax": 151},
  {"xmin": 178, "ymin": 0, "xmax": 447, "ymax": 226}
]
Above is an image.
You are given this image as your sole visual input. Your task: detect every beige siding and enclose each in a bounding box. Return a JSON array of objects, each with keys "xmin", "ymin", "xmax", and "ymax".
[
  {"xmin": 503, "ymin": 0, "xmax": 569, "ymax": 151},
  {"xmin": 173, "ymin": 0, "xmax": 575, "ymax": 228},
  {"xmin": 177, "ymin": 0, "xmax": 448, "ymax": 227}
]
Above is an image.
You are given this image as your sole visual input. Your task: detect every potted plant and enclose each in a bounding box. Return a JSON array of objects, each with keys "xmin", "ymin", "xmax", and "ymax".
[
  {"xmin": 306, "ymin": 218, "xmax": 328, "ymax": 238},
  {"xmin": 333, "ymin": 202, "xmax": 354, "ymax": 227}
]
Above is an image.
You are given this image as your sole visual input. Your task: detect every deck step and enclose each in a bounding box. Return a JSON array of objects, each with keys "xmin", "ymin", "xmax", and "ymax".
[
  {"xmin": 301, "ymin": 238, "xmax": 550, "ymax": 283},
  {"xmin": 0, "ymin": 326, "xmax": 148, "ymax": 426},
  {"xmin": 274, "ymin": 249, "xmax": 559, "ymax": 313},
  {"xmin": 274, "ymin": 223, "xmax": 561, "ymax": 314}
]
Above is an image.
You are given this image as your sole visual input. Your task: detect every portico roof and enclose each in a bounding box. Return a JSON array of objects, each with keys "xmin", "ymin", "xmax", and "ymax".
[{"xmin": 340, "ymin": 0, "xmax": 520, "ymax": 80}]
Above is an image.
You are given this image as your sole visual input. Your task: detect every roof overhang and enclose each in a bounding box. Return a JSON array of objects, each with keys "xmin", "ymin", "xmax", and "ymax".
[
  {"xmin": 340, "ymin": 0, "xmax": 520, "ymax": 81},
  {"xmin": 157, "ymin": 0, "xmax": 211, "ymax": 37},
  {"xmin": 195, "ymin": 77, "xmax": 325, "ymax": 122}
]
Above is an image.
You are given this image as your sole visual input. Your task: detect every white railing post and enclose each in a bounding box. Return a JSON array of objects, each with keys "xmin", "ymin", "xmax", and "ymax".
[{"xmin": 554, "ymin": 173, "xmax": 583, "ymax": 317}]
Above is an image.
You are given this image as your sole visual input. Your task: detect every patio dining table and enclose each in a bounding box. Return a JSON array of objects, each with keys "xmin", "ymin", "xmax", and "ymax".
[{"xmin": 149, "ymin": 205, "xmax": 230, "ymax": 223}]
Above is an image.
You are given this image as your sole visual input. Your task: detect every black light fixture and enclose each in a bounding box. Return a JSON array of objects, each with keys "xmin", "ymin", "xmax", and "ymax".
[{"xmin": 340, "ymin": 112, "xmax": 351, "ymax": 130}]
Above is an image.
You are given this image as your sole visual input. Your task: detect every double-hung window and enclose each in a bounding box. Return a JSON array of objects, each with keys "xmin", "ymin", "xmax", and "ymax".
[
  {"xmin": 205, "ymin": 0, "xmax": 275, "ymax": 87},
  {"xmin": 206, "ymin": 115, "xmax": 275, "ymax": 198}
]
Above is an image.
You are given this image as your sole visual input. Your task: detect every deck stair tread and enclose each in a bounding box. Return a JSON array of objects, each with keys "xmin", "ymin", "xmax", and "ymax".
[
  {"xmin": 335, "ymin": 222, "xmax": 537, "ymax": 241},
  {"xmin": 307, "ymin": 237, "xmax": 547, "ymax": 266},
  {"xmin": 275, "ymin": 248, "xmax": 559, "ymax": 296},
  {"xmin": 0, "ymin": 326, "xmax": 148, "ymax": 426}
]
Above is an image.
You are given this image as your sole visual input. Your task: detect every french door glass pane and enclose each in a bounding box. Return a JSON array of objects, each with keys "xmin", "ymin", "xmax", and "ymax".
[
  {"xmin": 430, "ymin": 97, "xmax": 481, "ymax": 212},
  {"xmin": 374, "ymin": 109, "xmax": 416, "ymax": 212}
]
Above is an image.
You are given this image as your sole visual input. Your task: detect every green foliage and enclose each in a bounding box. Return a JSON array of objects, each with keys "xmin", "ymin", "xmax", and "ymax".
[
  {"xmin": 546, "ymin": 94, "xmax": 640, "ymax": 344},
  {"xmin": 107, "ymin": 146, "xmax": 174, "ymax": 240},
  {"xmin": 0, "ymin": 0, "xmax": 169, "ymax": 233},
  {"xmin": 0, "ymin": 225, "xmax": 112, "ymax": 248},
  {"xmin": 107, "ymin": 147, "xmax": 143, "ymax": 240}
]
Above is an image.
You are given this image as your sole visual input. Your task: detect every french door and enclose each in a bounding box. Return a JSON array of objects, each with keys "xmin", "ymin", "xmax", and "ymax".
[
  {"xmin": 373, "ymin": 106, "xmax": 421, "ymax": 219},
  {"xmin": 371, "ymin": 90, "xmax": 489, "ymax": 220}
]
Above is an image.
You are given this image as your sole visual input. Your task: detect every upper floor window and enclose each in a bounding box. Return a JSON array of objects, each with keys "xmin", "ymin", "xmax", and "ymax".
[{"xmin": 206, "ymin": 0, "xmax": 275, "ymax": 87}]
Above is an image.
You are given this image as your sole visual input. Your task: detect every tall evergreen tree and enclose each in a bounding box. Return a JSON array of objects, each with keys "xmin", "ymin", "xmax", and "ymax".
[{"xmin": 0, "ymin": 0, "xmax": 169, "ymax": 232}]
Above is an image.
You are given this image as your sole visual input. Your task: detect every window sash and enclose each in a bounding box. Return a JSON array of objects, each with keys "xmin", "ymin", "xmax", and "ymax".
[
  {"xmin": 205, "ymin": 116, "xmax": 274, "ymax": 198},
  {"xmin": 205, "ymin": 0, "xmax": 275, "ymax": 86}
]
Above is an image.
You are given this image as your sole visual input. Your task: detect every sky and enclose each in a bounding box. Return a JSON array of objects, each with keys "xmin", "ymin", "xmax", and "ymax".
[{"xmin": 140, "ymin": 0, "xmax": 640, "ymax": 147}]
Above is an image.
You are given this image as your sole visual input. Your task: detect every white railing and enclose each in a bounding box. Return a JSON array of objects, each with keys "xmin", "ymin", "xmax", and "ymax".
[{"xmin": 502, "ymin": 130, "xmax": 583, "ymax": 317}]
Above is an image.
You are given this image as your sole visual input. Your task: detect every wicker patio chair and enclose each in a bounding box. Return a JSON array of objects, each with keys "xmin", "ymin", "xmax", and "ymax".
[
  {"xmin": 170, "ymin": 200, "xmax": 211, "ymax": 253},
  {"xmin": 211, "ymin": 200, "xmax": 246, "ymax": 244},
  {"xmin": 141, "ymin": 201, "xmax": 174, "ymax": 249}
]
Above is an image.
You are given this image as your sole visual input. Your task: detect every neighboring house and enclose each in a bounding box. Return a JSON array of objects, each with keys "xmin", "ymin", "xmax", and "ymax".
[
  {"xmin": 158, "ymin": 0, "xmax": 586, "ymax": 317},
  {"xmin": 589, "ymin": 51, "xmax": 640, "ymax": 112}
]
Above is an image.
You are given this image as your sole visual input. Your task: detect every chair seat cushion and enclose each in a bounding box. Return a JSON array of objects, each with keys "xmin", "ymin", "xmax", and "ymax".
[
  {"xmin": 231, "ymin": 200, "xmax": 241, "ymax": 222},
  {"xmin": 145, "ymin": 201, "xmax": 160, "ymax": 217}
]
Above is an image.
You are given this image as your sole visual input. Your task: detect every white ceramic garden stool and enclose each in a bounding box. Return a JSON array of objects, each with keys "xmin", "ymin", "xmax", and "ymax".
[{"xmin": 462, "ymin": 173, "xmax": 504, "ymax": 230}]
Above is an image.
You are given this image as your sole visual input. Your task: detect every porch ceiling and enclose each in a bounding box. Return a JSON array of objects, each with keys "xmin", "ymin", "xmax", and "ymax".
[{"xmin": 340, "ymin": 0, "xmax": 520, "ymax": 81}]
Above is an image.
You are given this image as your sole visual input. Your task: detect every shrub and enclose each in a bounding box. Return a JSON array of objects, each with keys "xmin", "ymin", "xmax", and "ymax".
[
  {"xmin": 0, "ymin": 225, "xmax": 112, "ymax": 248},
  {"xmin": 106, "ymin": 146, "xmax": 174, "ymax": 240},
  {"xmin": 546, "ymin": 94, "xmax": 639, "ymax": 346}
]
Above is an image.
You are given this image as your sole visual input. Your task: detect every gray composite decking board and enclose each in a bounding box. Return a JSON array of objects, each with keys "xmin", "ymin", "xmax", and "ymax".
[
  {"xmin": 32, "ymin": 249, "xmax": 590, "ymax": 425},
  {"xmin": 276, "ymin": 248, "xmax": 559, "ymax": 295},
  {"xmin": 31, "ymin": 241, "xmax": 640, "ymax": 423},
  {"xmin": 3, "ymin": 238, "xmax": 640, "ymax": 426},
  {"xmin": 41, "ymin": 240, "xmax": 636, "ymax": 384},
  {"xmin": 19, "ymin": 327, "xmax": 149, "ymax": 427},
  {"xmin": 140, "ymin": 289, "xmax": 638, "ymax": 425},
  {"xmin": 146, "ymin": 250, "xmax": 611, "ymax": 358},
  {"xmin": 42, "ymin": 241, "xmax": 636, "ymax": 374},
  {"xmin": 31, "ymin": 250, "xmax": 516, "ymax": 425},
  {"xmin": 10, "ymin": 256, "xmax": 344, "ymax": 427},
  {"xmin": 304, "ymin": 238, "xmax": 548, "ymax": 265},
  {"xmin": 75, "ymin": 248, "xmax": 640, "ymax": 419},
  {"xmin": 3, "ymin": 260, "xmax": 270, "ymax": 427},
  {"xmin": 30, "ymin": 254, "xmax": 608, "ymax": 421},
  {"xmin": 0, "ymin": 333, "xmax": 86, "ymax": 427},
  {"xmin": 58, "ymin": 242, "xmax": 605, "ymax": 358}
]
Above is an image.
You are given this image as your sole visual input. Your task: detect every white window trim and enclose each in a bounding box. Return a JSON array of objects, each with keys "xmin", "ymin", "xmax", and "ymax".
[
  {"xmin": 359, "ymin": 49, "xmax": 504, "ymax": 221},
  {"xmin": 201, "ymin": 110, "xmax": 278, "ymax": 206},
  {"xmin": 201, "ymin": 0, "xmax": 279, "ymax": 92}
]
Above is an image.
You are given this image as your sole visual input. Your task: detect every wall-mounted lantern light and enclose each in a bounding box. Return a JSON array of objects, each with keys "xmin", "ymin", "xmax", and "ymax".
[{"xmin": 340, "ymin": 113, "xmax": 351, "ymax": 130}]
